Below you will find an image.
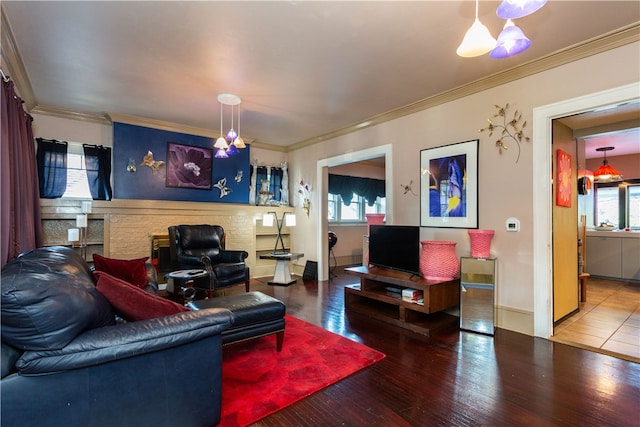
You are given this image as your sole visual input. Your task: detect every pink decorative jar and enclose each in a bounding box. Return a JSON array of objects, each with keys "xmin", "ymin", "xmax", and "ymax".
[
  {"xmin": 365, "ymin": 213, "xmax": 385, "ymax": 235},
  {"xmin": 468, "ymin": 229, "xmax": 495, "ymax": 259},
  {"xmin": 420, "ymin": 240, "xmax": 459, "ymax": 281}
]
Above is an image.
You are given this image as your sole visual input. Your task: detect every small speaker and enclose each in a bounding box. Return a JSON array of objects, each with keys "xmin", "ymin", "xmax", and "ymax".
[{"xmin": 302, "ymin": 260, "xmax": 318, "ymax": 281}]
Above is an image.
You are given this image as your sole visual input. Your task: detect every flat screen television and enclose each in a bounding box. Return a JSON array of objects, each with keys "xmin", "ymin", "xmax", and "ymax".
[{"xmin": 368, "ymin": 225, "xmax": 420, "ymax": 275}]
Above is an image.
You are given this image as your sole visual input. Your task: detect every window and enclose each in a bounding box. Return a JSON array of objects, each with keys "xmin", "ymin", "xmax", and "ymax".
[
  {"xmin": 62, "ymin": 145, "xmax": 91, "ymax": 199},
  {"xmin": 595, "ymin": 185, "xmax": 619, "ymax": 227},
  {"xmin": 328, "ymin": 193, "xmax": 385, "ymax": 223},
  {"xmin": 595, "ymin": 180, "xmax": 640, "ymax": 229}
]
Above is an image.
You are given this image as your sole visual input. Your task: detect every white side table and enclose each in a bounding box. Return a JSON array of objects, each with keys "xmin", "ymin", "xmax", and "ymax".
[{"xmin": 259, "ymin": 253, "xmax": 304, "ymax": 285}]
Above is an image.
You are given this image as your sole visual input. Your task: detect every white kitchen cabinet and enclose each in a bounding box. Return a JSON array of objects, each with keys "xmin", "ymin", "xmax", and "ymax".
[
  {"xmin": 622, "ymin": 238, "xmax": 640, "ymax": 280},
  {"xmin": 587, "ymin": 233, "xmax": 640, "ymax": 281}
]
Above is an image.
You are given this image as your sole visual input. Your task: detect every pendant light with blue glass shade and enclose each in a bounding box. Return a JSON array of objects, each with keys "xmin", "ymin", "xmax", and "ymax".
[
  {"xmin": 225, "ymin": 103, "xmax": 239, "ymax": 155},
  {"xmin": 457, "ymin": 0, "xmax": 496, "ymax": 58},
  {"xmin": 490, "ymin": 19, "xmax": 531, "ymax": 58},
  {"xmin": 497, "ymin": 0, "xmax": 547, "ymax": 19}
]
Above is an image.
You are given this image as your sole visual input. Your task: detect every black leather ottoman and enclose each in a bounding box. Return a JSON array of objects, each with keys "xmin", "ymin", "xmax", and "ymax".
[{"xmin": 191, "ymin": 291, "xmax": 286, "ymax": 351}]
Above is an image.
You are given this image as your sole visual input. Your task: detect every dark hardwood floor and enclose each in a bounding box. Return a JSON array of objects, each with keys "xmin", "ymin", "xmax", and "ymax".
[{"xmin": 220, "ymin": 267, "xmax": 640, "ymax": 426}]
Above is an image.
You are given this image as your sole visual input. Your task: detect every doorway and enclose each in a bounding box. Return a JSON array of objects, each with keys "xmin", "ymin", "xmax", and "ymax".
[
  {"xmin": 532, "ymin": 83, "xmax": 639, "ymax": 338},
  {"xmin": 315, "ymin": 144, "xmax": 393, "ymax": 281}
]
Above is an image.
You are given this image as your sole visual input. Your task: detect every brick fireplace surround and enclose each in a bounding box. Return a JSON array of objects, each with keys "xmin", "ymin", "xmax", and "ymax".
[{"xmin": 40, "ymin": 199, "xmax": 296, "ymax": 279}]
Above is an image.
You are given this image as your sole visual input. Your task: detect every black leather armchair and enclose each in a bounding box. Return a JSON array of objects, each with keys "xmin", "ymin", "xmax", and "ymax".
[{"xmin": 169, "ymin": 224, "xmax": 250, "ymax": 298}]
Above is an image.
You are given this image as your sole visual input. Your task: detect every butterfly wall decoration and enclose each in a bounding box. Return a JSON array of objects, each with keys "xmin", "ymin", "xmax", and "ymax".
[
  {"xmin": 140, "ymin": 151, "xmax": 165, "ymax": 175},
  {"xmin": 214, "ymin": 177, "xmax": 232, "ymax": 198}
]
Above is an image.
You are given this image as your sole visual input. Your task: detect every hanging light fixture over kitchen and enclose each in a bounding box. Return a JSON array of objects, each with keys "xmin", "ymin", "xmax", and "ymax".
[{"xmin": 593, "ymin": 146, "xmax": 623, "ymax": 183}]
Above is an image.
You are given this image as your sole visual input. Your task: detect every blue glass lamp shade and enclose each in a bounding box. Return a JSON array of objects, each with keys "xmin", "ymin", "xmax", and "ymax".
[
  {"xmin": 215, "ymin": 148, "xmax": 229, "ymax": 159},
  {"xmin": 226, "ymin": 128, "xmax": 237, "ymax": 141},
  {"xmin": 497, "ymin": 0, "xmax": 547, "ymax": 19},
  {"xmin": 490, "ymin": 19, "xmax": 531, "ymax": 58},
  {"xmin": 226, "ymin": 143, "xmax": 239, "ymax": 155}
]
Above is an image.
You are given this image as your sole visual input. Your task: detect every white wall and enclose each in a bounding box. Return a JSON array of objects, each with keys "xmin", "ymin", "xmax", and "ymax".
[
  {"xmin": 32, "ymin": 114, "xmax": 112, "ymax": 146},
  {"xmin": 289, "ymin": 41, "xmax": 640, "ymax": 335}
]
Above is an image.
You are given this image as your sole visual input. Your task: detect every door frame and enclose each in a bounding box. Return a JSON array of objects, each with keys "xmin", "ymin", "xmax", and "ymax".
[
  {"xmin": 532, "ymin": 83, "xmax": 638, "ymax": 338},
  {"xmin": 315, "ymin": 144, "xmax": 393, "ymax": 281}
]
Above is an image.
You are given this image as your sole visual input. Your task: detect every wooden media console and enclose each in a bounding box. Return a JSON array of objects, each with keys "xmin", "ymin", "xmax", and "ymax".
[{"xmin": 344, "ymin": 266, "xmax": 460, "ymax": 337}]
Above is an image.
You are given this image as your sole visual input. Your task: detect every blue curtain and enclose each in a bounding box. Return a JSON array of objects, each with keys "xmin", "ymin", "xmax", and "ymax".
[
  {"xmin": 83, "ymin": 144, "xmax": 113, "ymax": 200},
  {"xmin": 328, "ymin": 174, "xmax": 385, "ymax": 206},
  {"xmin": 36, "ymin": 138, "xmax": 68, "ymax": 199}
]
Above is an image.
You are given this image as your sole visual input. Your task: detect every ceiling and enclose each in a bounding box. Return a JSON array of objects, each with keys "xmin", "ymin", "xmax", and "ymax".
[
  {"xmin": 558, "ymin": 100, "xmax": 640, "ymax": 159},
  {"xmin": 2, "ymin": 1, "xmax": 639, "ymax": 155}
]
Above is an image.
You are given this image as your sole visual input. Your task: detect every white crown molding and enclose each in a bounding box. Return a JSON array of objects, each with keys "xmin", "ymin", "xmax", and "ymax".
[
  {"xmin": 289, "ymin": 23, "xmax": 640, "ymax": 151},
  {"xmin": 1, "ymin": 7, "xmax": 36, "ymax": 110},
  {"xmin": 2, "ymin": 10, "xmax": 637, "ymax": 153},
  {"xmin": 106, "ymin": 112, "xmax": 257, "ymax": 144},
  {"xmin": 32, "ymin": 104, "xmax": 110, "ymax": 125},
  {"xmin": 107, "ymin": 112, "xmax": 217, "ymax": 138}
]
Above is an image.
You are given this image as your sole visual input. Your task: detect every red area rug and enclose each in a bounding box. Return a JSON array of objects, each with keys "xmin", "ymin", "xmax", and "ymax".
[{"xmin": 219, "ymin": 315, "xmax": 385, "ymax": 426}]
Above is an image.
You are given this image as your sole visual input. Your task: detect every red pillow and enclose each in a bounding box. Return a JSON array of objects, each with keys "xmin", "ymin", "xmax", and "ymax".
[
  {"xmin": 94, "ymin": 271, "xmax": 189, "ymax": 321},
  {"xmin": 93, "ymin": 254, "xmax": 149, "ymax": 288}
]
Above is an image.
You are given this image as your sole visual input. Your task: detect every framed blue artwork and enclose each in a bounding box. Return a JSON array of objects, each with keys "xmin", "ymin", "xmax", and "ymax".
[{"xmin": 420, "ymin": 139, "xmax": 478, "ymax": 228}]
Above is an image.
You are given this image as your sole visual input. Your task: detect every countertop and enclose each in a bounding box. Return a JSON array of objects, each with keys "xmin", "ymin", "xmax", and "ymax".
[{"xmin": 586, "ymin": 230, "xmax": 640, "ymax": 239}]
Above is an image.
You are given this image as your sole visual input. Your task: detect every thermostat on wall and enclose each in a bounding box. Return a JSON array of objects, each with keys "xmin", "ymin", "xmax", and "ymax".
[{"xmin": 505, "ymin": 217, "xmax": 520, "ymax": 232}]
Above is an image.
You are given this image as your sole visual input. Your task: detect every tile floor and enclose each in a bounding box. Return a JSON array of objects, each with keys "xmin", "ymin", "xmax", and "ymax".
[{"xmin": 552, "ymin": 278, "xmax": 640, "ymax": 363}]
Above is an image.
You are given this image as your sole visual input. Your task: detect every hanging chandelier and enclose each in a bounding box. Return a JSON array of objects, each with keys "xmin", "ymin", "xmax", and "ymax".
[
  {"xmin": 593, "ymin": 146, "xmax": 623, "ymax": 183},
  {"xmin": 214, "ymin": 93, "xmax": 246, "ymax": 158},
  {"xmin": 457, "ymin": 0, "xmax": 545, "ymax": 59}
]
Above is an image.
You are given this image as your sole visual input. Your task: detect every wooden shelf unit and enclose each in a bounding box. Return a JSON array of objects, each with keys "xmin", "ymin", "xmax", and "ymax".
[{"xmin": 344, "ymin": 266, "xmax": 460, "ymax": 337}]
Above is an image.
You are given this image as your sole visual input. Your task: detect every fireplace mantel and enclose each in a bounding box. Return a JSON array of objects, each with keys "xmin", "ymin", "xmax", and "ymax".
[{"xmin": 40, "ymin": 199, "xmax": 296, "ymax": 278}]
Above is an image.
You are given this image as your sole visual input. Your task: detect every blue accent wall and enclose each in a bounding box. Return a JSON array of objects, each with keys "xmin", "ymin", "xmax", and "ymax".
[{"xmin": 113, "ymin": 122, "xmax": 251, "ymax": 204}]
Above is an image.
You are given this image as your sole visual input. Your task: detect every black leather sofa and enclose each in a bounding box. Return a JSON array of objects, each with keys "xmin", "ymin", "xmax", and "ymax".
[{"xmin": 1, "ymin": 246, "xmax": 233, "ymax": 427}]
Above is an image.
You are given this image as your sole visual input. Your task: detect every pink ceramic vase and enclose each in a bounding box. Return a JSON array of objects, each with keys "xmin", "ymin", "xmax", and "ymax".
[
  {"xmin": 468, "ymin": 229, "xmax": 495, "ymax": 259},
  {"xmin": 420, "ymin": 240, "xmax": 459, "ymax": 281},
  {"xmin": 365, "ymin": 213, "xmax": 385, "ymax": 235}
]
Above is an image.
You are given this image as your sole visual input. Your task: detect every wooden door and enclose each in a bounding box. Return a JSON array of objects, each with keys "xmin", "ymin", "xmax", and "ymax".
[{"xmin": 552, "ymin": 121, "xmax": 579, "ymax": 323}]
